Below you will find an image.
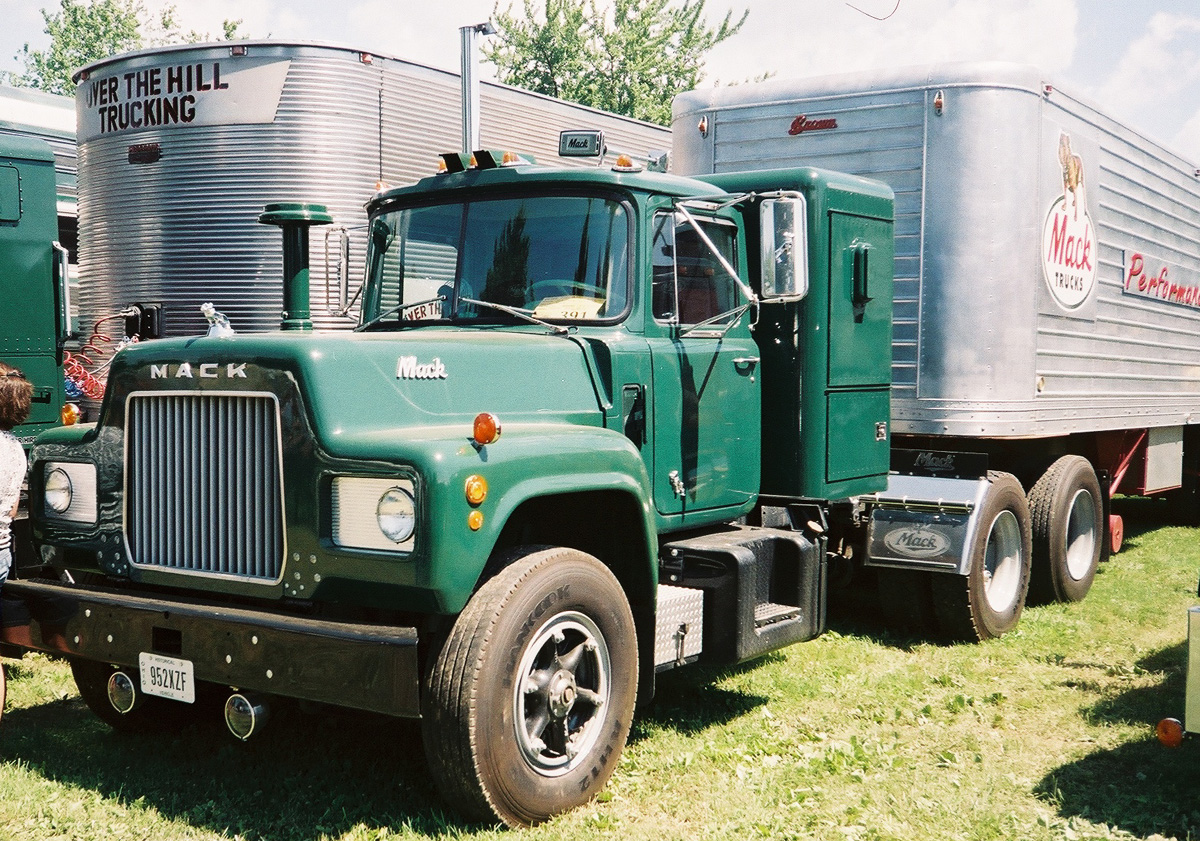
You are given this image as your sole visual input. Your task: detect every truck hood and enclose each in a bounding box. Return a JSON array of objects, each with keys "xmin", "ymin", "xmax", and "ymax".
[{"xmin": 106, "ymin": 328, "xmax": 607, "ymax": 451}]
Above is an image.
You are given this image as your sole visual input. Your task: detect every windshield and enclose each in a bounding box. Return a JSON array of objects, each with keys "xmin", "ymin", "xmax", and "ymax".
[{"xmin": 362, "ymin": 194, "xmax": 630, "ymax": 328}]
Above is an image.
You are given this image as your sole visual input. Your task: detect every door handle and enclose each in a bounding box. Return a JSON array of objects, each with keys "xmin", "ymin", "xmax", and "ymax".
[{"xmin": 733, "ymin": 356, "xmax": 759, "ymax": 367}]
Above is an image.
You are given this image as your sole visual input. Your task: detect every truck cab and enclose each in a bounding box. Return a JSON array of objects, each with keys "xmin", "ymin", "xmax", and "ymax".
[{"xmin": 20, "ymin": 145, "xmax": 895, "ymax": 826}]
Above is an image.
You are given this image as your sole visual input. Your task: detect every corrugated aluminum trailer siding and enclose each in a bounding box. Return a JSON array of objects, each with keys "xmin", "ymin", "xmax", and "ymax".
[
  {"xmin": 674, "ymin": 63, "xmax": 1200, "ymax": 438},
  {"xmin": 1056, "ymin": 91, "xmax": 1200, "ymax": 421},
  {"xmin": 675, "ymin": 83, "xmax": 927, "ymax": 403},
  {"xmin": 0, "ymin": 86, "xmax": 77, "ymax": 202},
  {"xmin": 76, "ymin": 43, "xmax": 669, "ymax": 338}
]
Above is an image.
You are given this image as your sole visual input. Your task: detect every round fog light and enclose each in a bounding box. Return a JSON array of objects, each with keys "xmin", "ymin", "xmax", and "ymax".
[
  {"xmin": 376, "ymin": 486, "xmax": 416, "ymax": 543},
  {"xmin": 225, "ymin": 692, "xmax": 270, "ymax": 741},
  {"xmin": 106, "ymin": 671, "xmax": 139, "ymax": 714},
  {"xmin": 44, "ymin": 467, "xmax": 73, "ymax": 514}
]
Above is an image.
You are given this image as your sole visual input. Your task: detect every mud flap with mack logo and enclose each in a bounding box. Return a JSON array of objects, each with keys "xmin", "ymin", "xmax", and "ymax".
[
  {"xmin": 863, "ymin": 451, "xmax": 992, "ymax": 574},
  {"xmin": 863, "ymin": 454, "xmax": 1035, "ymax": 641}
]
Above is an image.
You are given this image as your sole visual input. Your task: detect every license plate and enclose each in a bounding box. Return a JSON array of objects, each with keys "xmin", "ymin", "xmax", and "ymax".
[{"xmin": 138, "ymin": 652, "xmax": 195, "ymax": 704}]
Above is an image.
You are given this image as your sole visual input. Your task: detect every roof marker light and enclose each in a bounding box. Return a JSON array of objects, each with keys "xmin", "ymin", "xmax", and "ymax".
[
  {"xmin": 612, "ymin": 154, "xmax": 642, "ymax": 173},
  {"xmin": 439, "ymin": 153, "xmax": 471, "ymax": 173}
]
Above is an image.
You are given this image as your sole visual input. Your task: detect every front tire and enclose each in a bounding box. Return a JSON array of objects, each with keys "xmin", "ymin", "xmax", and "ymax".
[
  {"xmin": 932, "ymin": 472, "xmax": 1032, "ymax": 641},
  {"xmin": 1028, "ymin": 455, "xmax": 1103, "ymax": 604},
  {"xmin": 423, "ymin": 547, "xmax": 638, "ymax": 827}
]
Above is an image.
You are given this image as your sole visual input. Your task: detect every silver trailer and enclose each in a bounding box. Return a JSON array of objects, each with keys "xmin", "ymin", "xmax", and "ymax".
[
  {"xmin": 675, "ymin": 62, "xmax": 1200, "ymax": 633},
  {"xmin": 72, "ymin": 41, "xmax": 670, "ymax": 339},
  {"xmin": 0, "ymin": 85, "xmax": 76, "ymax": 204},
  {"xmin": 676, "ymin": 62, "xmax": 1200, "ymax": 445},
  {"xmin": 0, "ymin": 86, "xmax": 80, "ymax": 322}
]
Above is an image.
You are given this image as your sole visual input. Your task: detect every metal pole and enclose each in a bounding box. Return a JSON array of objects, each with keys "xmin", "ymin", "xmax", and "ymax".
[{"xmin": 460, "ymin": 21, "xmax": 496, "ymax": 153}]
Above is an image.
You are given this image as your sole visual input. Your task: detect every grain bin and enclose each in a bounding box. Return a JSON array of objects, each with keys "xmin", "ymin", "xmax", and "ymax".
[{"xmin": 73, "ymin": 41, "xmax": 670, "ymax": 337}]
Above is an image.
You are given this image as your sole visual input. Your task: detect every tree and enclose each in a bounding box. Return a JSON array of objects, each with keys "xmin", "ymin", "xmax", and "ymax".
[
  {"xmin": 10, "ymin": 0, "xmax": 243, "ymax": 97},
  {"xmin": 484, "ymin": 0, "xmax": 747, "ymax": 125}
]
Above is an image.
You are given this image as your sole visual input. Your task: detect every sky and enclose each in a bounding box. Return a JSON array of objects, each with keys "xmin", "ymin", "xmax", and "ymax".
[{"xmin": 3, "ymin": 0, "xmax": 1200, "ymax": 161}]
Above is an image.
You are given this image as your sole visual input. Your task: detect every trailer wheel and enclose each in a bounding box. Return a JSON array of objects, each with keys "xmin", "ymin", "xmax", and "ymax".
[
  {"xmin": 70, "ymin": 659, "xmax": 190, "ymax": 733},
  {"xmin": 932, "ymin": 472, "xmax": 1032, "ymax": 641},
  {"xmin": 422, "ymin": 547, "xmax": 637, "ymax": 827},
  {"xmin": 1028, "ymin": 456, "xmax": 1103, "ymax": 604}
]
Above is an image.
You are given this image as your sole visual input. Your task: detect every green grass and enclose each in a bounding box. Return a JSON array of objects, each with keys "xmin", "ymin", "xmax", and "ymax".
[{"xmin": 3, "ymin": 498, "xmax": 1200, "ymax": 840}]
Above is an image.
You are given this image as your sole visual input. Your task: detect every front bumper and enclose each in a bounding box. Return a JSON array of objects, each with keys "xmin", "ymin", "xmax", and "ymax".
[{"xmin": 1, "ymin": 579, "xmax": 421, "ymax": 718}]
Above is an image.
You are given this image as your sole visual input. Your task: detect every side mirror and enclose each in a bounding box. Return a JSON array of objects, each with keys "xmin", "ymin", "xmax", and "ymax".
[{"xmin": 759, "ymin": 195, "xmax": 808, "ymax": 300}]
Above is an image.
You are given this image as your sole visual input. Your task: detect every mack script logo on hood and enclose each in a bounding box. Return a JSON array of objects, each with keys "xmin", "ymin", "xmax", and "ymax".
[
  {"xmin": 396, "ymin": 356, "xmax": 447, "ymax": 380},
  {"xmin": 883, "ymin": 525, "xmax": 951, "ymax": 559}
]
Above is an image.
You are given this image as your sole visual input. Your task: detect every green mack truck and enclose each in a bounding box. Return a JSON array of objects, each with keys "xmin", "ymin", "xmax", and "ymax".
[
  {"xmin": 0, "ymin": 134, "xmax": 71, "ymax": 565},
  {"xmin": 20, "ymin": 136, "xmax": 1024, "ymax": 826}
]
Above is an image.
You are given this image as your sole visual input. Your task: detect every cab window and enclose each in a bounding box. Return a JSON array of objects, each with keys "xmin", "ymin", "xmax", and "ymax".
[{"xmin": 651, "ymin": 212, "xmax": 739, "ymax": 325}]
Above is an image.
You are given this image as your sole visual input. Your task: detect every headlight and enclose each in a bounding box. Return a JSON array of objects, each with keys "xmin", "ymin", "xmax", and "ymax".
[
  {"xmin": 376, "ymin": 487, "xmax": 416, "ymax": 543},
  {"xmin": 44, "ymin": 467, "xmax": 73, "ymax": 513},
  {"xmin": 331, "ymin": 476, "xmax": 417, "ymax": 552},
  {"xmin": 41, "ymin": 462, "xmax": 98, "ymax": 524}
]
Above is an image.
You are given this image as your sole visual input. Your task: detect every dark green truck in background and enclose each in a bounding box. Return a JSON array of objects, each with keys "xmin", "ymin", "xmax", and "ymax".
[{"xmin": 0, "ymin": 134, "xmax": 71, "ymax": 566}]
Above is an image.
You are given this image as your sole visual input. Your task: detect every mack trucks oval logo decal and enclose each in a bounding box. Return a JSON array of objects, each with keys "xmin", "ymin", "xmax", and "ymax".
[
  {"xmin": 1041, "ymin": 133, "xmax": 1097, "ymax": 310},
  {"xmin": 883, "ymin": 525, "xmax": 951, "ymax": 559}
]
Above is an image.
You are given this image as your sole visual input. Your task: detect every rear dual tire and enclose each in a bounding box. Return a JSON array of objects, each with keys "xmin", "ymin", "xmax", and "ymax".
[{"xmin": 1027, "ymin": 455, "xmax": 1103, "ymax": 604}]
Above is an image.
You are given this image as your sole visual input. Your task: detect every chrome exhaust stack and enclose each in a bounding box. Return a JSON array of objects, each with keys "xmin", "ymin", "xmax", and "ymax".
[{"xmin": 225, "ymin": 692, "xmax": 271, "ymax": 741}]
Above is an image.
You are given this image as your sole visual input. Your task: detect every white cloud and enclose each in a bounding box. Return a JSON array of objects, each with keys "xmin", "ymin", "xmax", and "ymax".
[
  {"xmin": 1095, "ymin": 12, "xmax": 1200, "ymax": 161},
  {"xmin": 143, "ymin": 0, "xmax": 291, "ymax": 42},
  {"xmin": 1173, "ymin": 109, "xmax": 1200, "ymax": 164},
  {"xmin": 702, "ymin": 0, "xmax": 1078, "ymax": 85}
]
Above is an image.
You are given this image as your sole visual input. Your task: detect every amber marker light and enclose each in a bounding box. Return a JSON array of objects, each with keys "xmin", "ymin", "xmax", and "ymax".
[
  {"xmin": 61, "ymin": 403, "xmax": 82, "ymax": 426},
  {"xmin": 1157, "ymin": 717, "xmax": 1185, "ymax": 747},
  {"xmin": 612, "ymin": 153, "xmax": 642, "ymax": 173},
  {"xmin": 468, "ymin": 510, "xmax": 484, "ymax": 530},
  {"xmin": 472, "ymin": 412, "xmax": 501, "ymax": 445},
  {"xmin": 465, "ymin": 474, "xmax": 489, "ymax": 506}
]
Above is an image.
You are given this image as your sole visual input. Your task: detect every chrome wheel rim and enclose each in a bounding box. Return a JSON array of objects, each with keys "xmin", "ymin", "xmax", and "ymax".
[
  {"xmin": 983, "ymin": 509, "xmax": 1023, "ymax": 613},
  {"xmin": 513, "ymin": 610, "xmax": 611, "ymax": 777},
  {"xmin": 1064, "ymin": 488, "xmax": 1097, "ymax": 580}
]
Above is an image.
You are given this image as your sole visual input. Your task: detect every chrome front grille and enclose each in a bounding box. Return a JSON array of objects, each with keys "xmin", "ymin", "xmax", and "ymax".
[{"xmin": 126, "ymin": 392, "xmax": 285, "ymax": 581}]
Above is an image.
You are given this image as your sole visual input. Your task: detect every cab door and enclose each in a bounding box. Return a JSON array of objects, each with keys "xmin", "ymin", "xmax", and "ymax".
[{"xmin": 648, "ymin": 212, "xmax": 760, "ymax": 518}]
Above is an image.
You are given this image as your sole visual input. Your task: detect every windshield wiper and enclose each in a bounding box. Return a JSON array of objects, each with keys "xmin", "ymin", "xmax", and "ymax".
[
  {"xmin": 356, "ymin": 295, "xmax": 445, "ymax": 331},
  {"xmin": 458, "ymin": 297, "xmax": 570, "ymax": 335}
]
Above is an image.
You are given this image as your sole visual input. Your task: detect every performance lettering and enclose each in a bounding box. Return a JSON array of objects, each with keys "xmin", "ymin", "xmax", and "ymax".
[{"xmin": 1124, "ymin": 250, "xmax": 1200, "ymax": 311}]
